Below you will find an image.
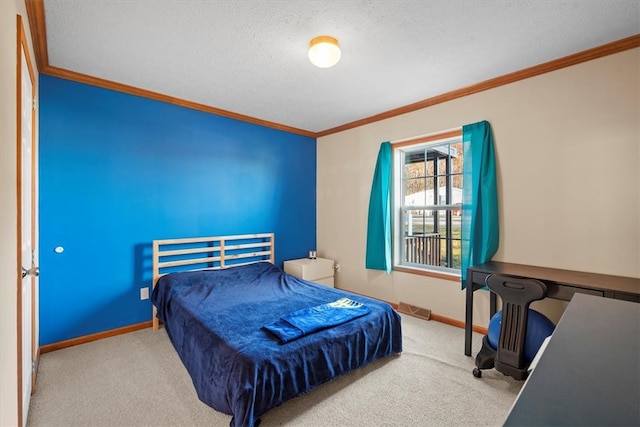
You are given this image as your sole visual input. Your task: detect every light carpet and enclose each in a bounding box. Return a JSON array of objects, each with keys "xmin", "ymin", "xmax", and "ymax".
[{"xmin": 27, "ymin": 314, "xmax": 522, "ymax": 426}]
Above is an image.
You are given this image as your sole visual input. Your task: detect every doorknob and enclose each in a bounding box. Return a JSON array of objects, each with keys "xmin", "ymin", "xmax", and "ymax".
[{"xmin": 22, "ymin": 266, "xmax": 39, "ymax": 279}]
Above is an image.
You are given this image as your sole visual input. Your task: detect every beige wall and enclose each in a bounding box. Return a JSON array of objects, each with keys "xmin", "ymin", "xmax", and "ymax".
[
  {"xmin": 1, "ymin": 1, "xmax": 37, "ymax": 426},
  {"xmin": 317, "ymin": 48, "xmax": 640, "ymax": 327}
]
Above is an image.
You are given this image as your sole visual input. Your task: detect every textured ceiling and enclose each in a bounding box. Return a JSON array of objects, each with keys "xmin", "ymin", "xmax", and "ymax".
[{"xmin": 42, "ymin": 0, "xmax": 639, "ymax": 134}]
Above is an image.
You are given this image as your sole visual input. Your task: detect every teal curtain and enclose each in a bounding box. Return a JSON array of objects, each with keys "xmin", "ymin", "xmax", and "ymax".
[
  {"xmin": 366, "ymin": 142, "xmax": 392, "ymax": 273},
  {"xmin": 461, "ymin": 121, "xmax": 499, "ymax": 288}
]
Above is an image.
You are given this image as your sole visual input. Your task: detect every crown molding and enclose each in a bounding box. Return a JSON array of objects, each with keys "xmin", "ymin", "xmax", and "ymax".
[
  {"xmin": 25, "ymin": 0, "xmax": 639, "ymax": 139},
  {"xmin": 316, "ymin": 34, "xmax": 640, "ymax": 137}
]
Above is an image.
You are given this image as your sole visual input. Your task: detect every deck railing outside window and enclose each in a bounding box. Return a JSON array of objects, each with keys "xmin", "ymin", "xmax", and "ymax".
[{"xmin": 404, "ymin": 233, "xmax": 441, "ymax": 266}]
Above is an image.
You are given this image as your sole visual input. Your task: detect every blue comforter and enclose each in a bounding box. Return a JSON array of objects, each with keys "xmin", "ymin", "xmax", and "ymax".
[{"xmin": 152, "ymin": 262, "xmax": 402, "ymax": 427}]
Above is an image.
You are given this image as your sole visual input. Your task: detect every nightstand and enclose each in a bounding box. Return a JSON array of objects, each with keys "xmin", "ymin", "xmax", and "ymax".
[{"xmin": 284, "ymin": 257, "xmax": 335, "ymax": 287}]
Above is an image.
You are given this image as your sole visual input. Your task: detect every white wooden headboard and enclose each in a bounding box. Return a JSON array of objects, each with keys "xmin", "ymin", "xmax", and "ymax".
[{"xmin": 151, "ymin": 232, "xmax": 274, "ymax": 329}]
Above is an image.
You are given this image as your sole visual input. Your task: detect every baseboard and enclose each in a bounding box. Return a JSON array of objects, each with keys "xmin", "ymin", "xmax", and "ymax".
[
  {"xmin": 40, "ymin": 321, "xmax": 153, "ymax": 354},
  {"xmin": 38, "ymin": 307, "xmax": 487, "ymax": 354},
  {"xmin": 430, "ymin": 313, "xmax": 488, "ymax": 335},
  {"xmin": 397, "ymin": 308, "xmax": 488, "ymax": 335},
  {"xmin": 335, "ymin": 289, "xmax": 488, "ymax": 335}
]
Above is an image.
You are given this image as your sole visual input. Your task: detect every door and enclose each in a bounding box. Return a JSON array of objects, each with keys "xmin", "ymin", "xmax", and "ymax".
[{"xmin": 17, "ymin": 16, "xmax": 37, "ymax": 427}]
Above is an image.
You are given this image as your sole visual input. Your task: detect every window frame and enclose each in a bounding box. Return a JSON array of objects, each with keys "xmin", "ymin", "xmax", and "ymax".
[{"xmin": 392, "ymin": 129, "xmax": 463, "ymax": 280}]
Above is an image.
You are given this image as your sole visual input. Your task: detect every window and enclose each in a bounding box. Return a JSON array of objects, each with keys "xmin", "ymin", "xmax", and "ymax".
[{"xmin": 394, "ymin": 132, "xmax": 463, "ymax": 275}]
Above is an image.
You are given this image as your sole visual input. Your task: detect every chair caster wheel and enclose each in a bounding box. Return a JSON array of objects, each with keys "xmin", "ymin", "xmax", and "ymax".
[{"xmin": 473, "ymin": 368, "xmax": 482, "ymax": 378}]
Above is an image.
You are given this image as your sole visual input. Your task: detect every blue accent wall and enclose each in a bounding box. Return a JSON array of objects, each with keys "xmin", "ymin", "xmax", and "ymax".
[{"xmin": 38, "ymin": 75, "xmax": 317, "ymax": 345}]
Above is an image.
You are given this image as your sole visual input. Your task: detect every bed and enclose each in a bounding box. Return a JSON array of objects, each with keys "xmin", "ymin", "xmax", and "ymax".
[{"xmin": 151, "ymin": 233, "xmax": 403, "ymax": 427}]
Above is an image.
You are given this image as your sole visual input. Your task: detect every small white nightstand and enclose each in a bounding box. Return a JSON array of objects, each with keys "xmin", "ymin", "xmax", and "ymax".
[{"xmin": 284, "ymin": 257, "xmax": 335, "ymax": 287}]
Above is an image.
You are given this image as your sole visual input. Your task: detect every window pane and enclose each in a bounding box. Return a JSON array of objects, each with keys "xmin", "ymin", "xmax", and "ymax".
[
  {"xmin": 437, "ymin": 157, "xmax": 448, "ymax": 175},
  {"xmin": 404, "ymin": 178, "xmax": 425, "ymax": 202},
  {"xmin": 398, "ymin": 136, "xmax": 463, "ymax": 274},
  {"xmin": 437, "ymin": 176, "xmax": 453, "ymax": 205},
  {"xmin": 404, "ymin": 209, "xmax": 437, "ymax": 235},
  {"xmin": 404, "ymin": 159, "xmax": 425, "ymax": 178},
  {"xmin": 401, "ymin": 208, "xmax": 462, "ymax": 269}
]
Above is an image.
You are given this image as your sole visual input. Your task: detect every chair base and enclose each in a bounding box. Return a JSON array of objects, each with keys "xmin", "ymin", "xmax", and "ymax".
[
  {"xmin": 474, "ymin": 335, "xmax": 496, "ymax": 375},
  {"xmin": 495, "ymin": 360, "xmax": 529, "ymax": 381},
  {"xmin": 473, "ymin": 335, "xmax": 530, "ymax": 380}
]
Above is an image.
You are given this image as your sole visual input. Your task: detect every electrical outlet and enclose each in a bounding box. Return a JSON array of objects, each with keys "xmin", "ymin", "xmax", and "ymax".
[
  {"xmin": 140, "ymin": 287, "xmax": 149, "ymax": 300},
  {"xmin": 335, "ymin": 264, "xmax": 341, "ymax": 273}
]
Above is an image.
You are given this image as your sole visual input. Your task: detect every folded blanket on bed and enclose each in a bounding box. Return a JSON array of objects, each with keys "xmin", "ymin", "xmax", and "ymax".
[{"xmin": 263, "ymin": 297, "xmax": 371, "ymax": 344}]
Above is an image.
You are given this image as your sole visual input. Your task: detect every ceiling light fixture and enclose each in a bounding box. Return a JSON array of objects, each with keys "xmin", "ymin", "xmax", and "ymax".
[{"xmin": 308, "ymin": 36, "xmax": 341, "ymax": 68}]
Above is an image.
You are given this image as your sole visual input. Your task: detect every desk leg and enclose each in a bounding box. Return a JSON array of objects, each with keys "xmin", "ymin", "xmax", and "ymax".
[
  {"xmin": 490, "ymin": 292, "xmax": 497, "ymax": 317},
  {"xmin": 465, "ymin": 277, "xmax": 473, "ymax": 356}
]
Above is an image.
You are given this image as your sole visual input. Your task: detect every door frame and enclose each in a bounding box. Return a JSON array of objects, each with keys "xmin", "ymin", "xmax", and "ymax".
[{"xmin": 16, "ymin": 14, "xmax": 37, "ymax": 427}]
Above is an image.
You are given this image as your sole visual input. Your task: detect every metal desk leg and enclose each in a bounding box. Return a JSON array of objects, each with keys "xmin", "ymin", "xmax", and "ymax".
[{"xmin": 465, "ymin": 276, "xmax": 474, "ymax": 356}]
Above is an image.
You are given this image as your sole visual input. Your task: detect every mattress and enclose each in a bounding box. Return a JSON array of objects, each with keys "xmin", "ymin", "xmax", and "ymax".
[{"xmin": 152, "ymin": 261, "xmax": 402, "ymax": 426}]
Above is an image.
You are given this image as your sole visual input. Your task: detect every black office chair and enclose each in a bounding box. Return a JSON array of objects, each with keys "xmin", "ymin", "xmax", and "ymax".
[{"xmin": 472, "ymin": 274, "xmax": 548, "ymax": 380}]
